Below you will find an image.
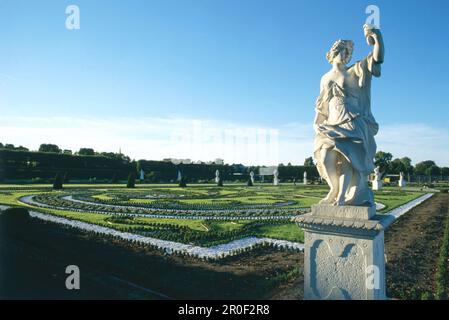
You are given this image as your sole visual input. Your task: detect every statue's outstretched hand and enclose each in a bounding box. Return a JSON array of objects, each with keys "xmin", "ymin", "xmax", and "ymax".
[{"xmin": 363, "ymin": 24, "xmax": 381, "ymax": 45}]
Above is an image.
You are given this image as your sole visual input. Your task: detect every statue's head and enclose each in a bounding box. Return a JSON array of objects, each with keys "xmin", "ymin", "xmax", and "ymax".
[{"xmin": 326, "ymin": 39, "xmax": 354, "ymax": 65}]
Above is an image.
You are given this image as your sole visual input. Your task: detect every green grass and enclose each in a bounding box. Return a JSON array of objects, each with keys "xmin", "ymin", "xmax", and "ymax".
[
  {"xmin": 435, "ymin": 210, "xmax": 449, "ymax": 299},
  {"xmin": 0, "ymin": 189, "xmax": 51, "ymax": 206},
  {"xmin": 127, "ymin": 198, "xmax": 158, "ymax": 204},
  {"xmin": 253, "ymin": 223, "xmax": 304, "ymax": 243},
  {"xmin": 374, "ymin": 189, "xmax": 424, "ymax": 213},
  {"xmin": 205, "ymin": 220, "xmax": 253, "ymax": 232},
  {"xmin": 92, "ymin": 194, "xmax": 115, "ymax": 201}
]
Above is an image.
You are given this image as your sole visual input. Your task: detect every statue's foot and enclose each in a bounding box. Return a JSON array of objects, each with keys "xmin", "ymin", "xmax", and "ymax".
[
  {"xmin": 319, "ymin": 198, "xmax": 333, "ymax": 204},
  {"xmin": 332, "ymin": 199, "xmax": 346, "ymax": 206},
  {"xmin": 320, "ymin": 190, "xmax": 338, "ymax": 204},
  {"xmin": 333, "ymin": 195, "xmax": 347, "ymax": 206}
]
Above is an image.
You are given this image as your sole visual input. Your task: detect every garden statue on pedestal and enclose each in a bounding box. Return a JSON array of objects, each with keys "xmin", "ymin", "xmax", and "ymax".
[
  {"xmin": 296, "ymin": 24, "xmax": 389, "ymax": 300},
  {"xmin": 399, "ymin": 172, "xmax": 407, "ymax": 188},
  {"xmin": 372, "ymin": 166, "xmax": 382, "ymax": 191},
  {"xmin": 273, "ymin": 168, "xmax": 279, "ymax": 186},
  {"xmin": 215, "ymin": 170, "xmax": 220, "ymax": 183}
]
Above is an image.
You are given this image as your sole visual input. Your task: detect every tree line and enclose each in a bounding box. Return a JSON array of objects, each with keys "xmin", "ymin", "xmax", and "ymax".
[
  {"xmin": 3, "ymin": 142, "xmax": 444, "ymax": 184},
  {"xmin": 374, "ymin": 151, "xmax": 449, "ymax": 177},
  {"xmin": 0, "ymin": 143, "xmax": 319, "ymax": 183}
]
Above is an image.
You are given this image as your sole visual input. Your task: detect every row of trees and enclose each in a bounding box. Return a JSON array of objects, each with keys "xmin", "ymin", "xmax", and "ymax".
[
  {"xmin": 374, "ymin": 151, "xmax": 449, "ymax": 177},
  {"xmin": 37, "ymin": 144, "xmax": 131, "ymax": 160},
  {"xmin": 0, "ymin": 143, "xmax": 29, "ymax": 151},
  {"xmin": 2, "ymin": 142, "xmax": 448, "ymax": 183}
]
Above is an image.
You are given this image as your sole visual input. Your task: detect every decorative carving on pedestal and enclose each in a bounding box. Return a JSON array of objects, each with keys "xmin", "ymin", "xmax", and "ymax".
[{"xmin": 309, "ymin": 238, "xmax": 365, "ymax": 299}]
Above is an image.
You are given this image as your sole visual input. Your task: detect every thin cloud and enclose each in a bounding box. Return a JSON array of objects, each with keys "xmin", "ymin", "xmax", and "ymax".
[{"xmin": 0, "ymin": 116, "xmax": 448, "ymax": 167}]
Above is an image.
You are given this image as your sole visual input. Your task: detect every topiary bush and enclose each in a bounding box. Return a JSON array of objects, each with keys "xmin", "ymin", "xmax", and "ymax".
[
  {"xmin": 127, "ymin": 173, "xmax": 136, "ymax": 188},
  {"xmin": 53, "ymin": 173, "xmax": 63, "ymax": 190},
  {"xmin": 179, "ymin": 177, "xmax": 187, "ymax": 188}
]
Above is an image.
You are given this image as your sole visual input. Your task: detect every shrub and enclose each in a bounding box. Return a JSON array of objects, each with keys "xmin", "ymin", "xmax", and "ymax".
[
  {"xmin": 53, "ymin": 173, "xmax": 63, "ymax": 190},
  {"xmin": 127, "ymin": 173, "xmax": 136, "ymax": 188},
  {"xmin": 0, "ymin": 207, "xmax": 30, "ymax": 225},
  {"xmin": 179, "ymin": 177, "xmax": 187, "ymax": 188}
]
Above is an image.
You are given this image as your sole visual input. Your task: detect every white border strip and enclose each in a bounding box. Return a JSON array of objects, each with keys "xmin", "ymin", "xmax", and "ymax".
[{"xmin": 386, "ymin": 193, "xmax": 434, "ymax": 219}]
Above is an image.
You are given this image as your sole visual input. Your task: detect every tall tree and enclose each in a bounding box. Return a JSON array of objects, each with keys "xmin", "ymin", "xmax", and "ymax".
[
  {"xmin": 304, "ymin": 157, "xmax": 315, "ymax": 167},
  {"xmin": 425, "ymin": 165, "xmax": 440, "ymax": 177},
  {"xmin": 399, "ymin": 157, "xmax": 414, "ymax": 175},
  {"xmin": 375, "ymin": 151, "xmax": 393, "ymax": 174},
  {"xmin": 415, "ymin": 160, "xmax": 437, "ymax": 175},
  {"xmin": 389, "ymin": 158, "xmax": 406, "ymax": 174},
  {"xmin": 78, "ymin": 148, "xmax": 95, "ymax": 156},
  {"xmin": 441, "ymin": 167, "xmax": 449, "ymax": 176},
  {"xmin": 39, "ymin": 144, "xmax": 61, "ymax": 153}
]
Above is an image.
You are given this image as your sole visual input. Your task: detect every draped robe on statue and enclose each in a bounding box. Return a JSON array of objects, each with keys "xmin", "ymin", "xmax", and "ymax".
[{"xmin": 314, "ymin": 53, "xmax": 381, "ymax": 205}]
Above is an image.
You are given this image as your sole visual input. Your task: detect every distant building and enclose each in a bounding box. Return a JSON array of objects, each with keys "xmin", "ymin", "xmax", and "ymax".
[
  {"xmin": 163, "ymin": 158, "xmax": 192, "ymax": 165},
  {"xmin": 163, "ymin": 158, "xmax": 221, "ymax": 165}
]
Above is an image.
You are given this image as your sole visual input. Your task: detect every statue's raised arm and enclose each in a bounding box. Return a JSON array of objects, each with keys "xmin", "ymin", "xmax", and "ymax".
[{"xmin": 364, "ymin": 24, "xmax": 384, "ymax": 64}]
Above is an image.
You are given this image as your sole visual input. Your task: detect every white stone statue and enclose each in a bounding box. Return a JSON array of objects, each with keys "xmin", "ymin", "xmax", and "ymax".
[
  {"xmin": 399, "ymin": 171, "xmax": 406, "ymax": 188},
  {"xmin": 303, "ymin": 171, "xmax": 308, "ymax": 185},
  {"xmin": 250, "ymin": 171, "xmax": 255, "ymax": 184},
  {"xmin": 215, "ymin": 169, "xmax": 220, "ymax": 183},
  {"xmin": 140, "ymin": 169, "xmax": 145, "ymax": 181},
  {"xmin": 372, "ymin": 166, "xmax": 382, "ymax": 190},
  {"xmin": 273, "ymin": 168, "xmax": 279, "ymax": 186},
  {"xmin": 177, "ymin": 170, "xmax": 182, "ymax": 182},
  {"xmin": 313, "ymin": 24, "xmax": 384, "ymax": 206}
]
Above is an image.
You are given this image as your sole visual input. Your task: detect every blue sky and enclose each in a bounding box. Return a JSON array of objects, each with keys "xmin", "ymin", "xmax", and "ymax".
[{"xmin": 1, "ymin": 0, "xmax": 449, "ymax": 165}]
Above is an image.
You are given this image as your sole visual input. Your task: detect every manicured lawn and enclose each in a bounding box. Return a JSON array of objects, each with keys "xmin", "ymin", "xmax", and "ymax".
[{"xmin": 254, "ymin": 223, "xmax": 304, "ymax": 243}]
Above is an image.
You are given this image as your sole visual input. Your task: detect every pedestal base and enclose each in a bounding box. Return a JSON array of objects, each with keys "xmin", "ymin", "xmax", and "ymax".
[{"xmin": 295, "ymin": 205, "xmax": 394, "ymax": 300}]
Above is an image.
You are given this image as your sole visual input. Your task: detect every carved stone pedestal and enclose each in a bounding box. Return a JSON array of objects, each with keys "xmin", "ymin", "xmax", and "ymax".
[{"xmin": 295, "ymin": 204, "xmax": 394, "ymax": 300}]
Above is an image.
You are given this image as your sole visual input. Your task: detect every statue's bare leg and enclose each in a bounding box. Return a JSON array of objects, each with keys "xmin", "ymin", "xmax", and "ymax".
[
  {"xmin": 319, "ymin": 147, "xmax": 339, "ymax": 204},
  {"xmin": 335, "ymin": 156, "xmax": 353, "ymax": 205}
]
